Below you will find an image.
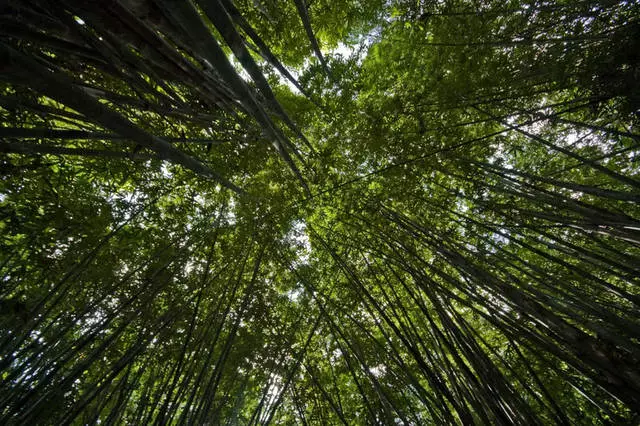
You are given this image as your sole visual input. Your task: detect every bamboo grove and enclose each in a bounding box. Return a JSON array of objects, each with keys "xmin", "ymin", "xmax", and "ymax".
[{"xmin": 0, "ymin": 0, "xmax": 639, "ymax": 424}]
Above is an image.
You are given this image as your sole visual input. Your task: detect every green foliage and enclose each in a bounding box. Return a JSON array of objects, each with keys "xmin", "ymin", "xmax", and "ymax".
[{"xmin": 1, "ymin": 0, "xmax": 640, "ymax": 424}]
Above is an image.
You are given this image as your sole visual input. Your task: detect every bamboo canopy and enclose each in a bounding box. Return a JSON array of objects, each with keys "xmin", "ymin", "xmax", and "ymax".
[{"xmin": 1, "ymin": 0, "xmax": 639, "ymax": 424}]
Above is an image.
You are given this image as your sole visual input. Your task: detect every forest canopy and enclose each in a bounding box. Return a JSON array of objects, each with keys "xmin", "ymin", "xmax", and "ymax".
[{"xmin": 1, "ymin": 0, "xmax": 639, "ymax": 424}]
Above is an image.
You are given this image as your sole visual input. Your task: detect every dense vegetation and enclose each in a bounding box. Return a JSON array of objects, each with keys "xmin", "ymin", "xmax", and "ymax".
[{"xmin": 1, "ymin": 0, "xmax": 639, "ymax": 424}]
